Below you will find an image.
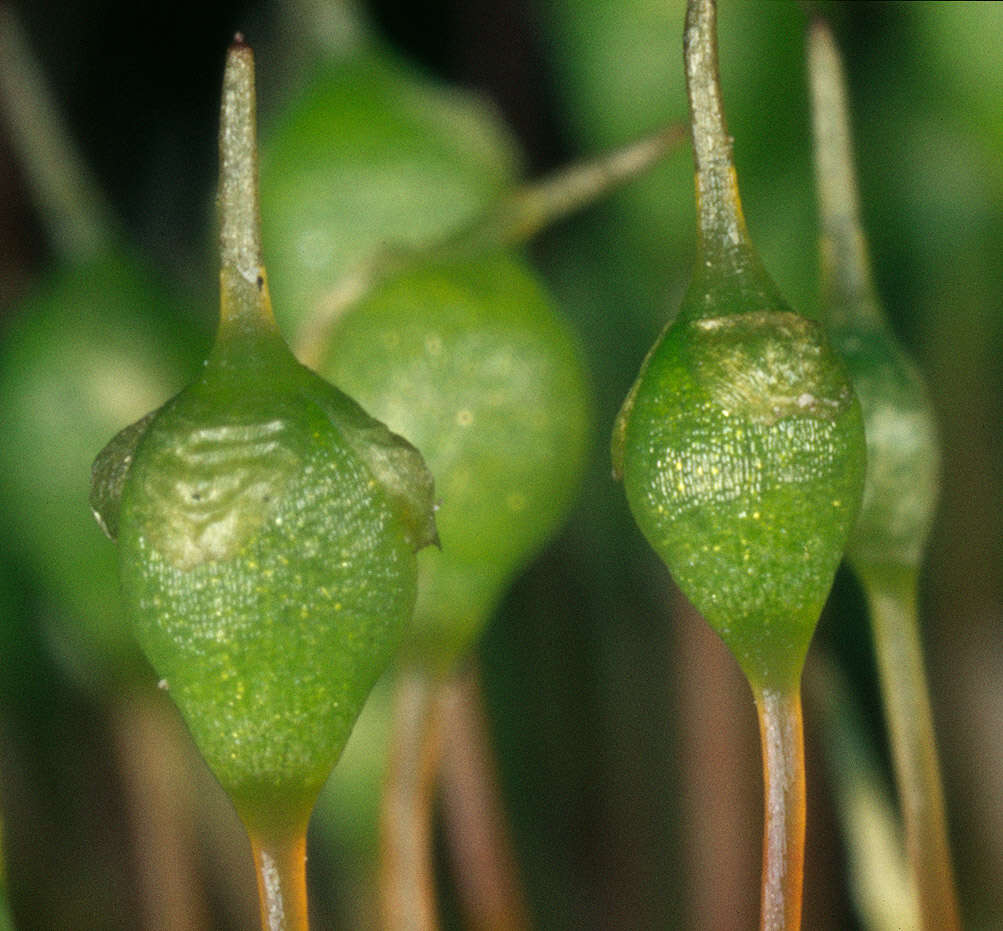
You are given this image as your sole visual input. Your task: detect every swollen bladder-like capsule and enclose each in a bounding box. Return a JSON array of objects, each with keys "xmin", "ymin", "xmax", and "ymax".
[
  {"xmin": 90, "ymin": 39, "xmax": 436, "ymax": 839},
  {"xmin": 613, "ymin": 297, "xmax": 865, "ymax": 690},
  {"xmin": 318, "ymin": 252, "xmax": 591, "ymax": 672},
  {"xmin": 612, "ymin": 0, "xmax": 866, "ymax": 693}
]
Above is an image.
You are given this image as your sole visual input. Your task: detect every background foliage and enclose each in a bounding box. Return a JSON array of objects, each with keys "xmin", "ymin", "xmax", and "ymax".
[{"xmin": 0, "ymin": 1, "xmax": 1000, "ymax": 928}]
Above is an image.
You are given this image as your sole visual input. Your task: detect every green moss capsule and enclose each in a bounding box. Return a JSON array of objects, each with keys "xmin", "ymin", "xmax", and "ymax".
[
  {"xmin": 259, "ymin": 41, "xmax": 518, "ymax": 339},
  {"xmin": 256, "ymin": 13, "xmax": 597, "ymax": 674},
  {"xmin": 90, "ymin": 40, "xmax": 436, "ymax": 837},
  {"xmin": 0, "ymin": 253, "xmax": 203, "ymax": 684},
  {"xmin": 613, "ymin": 287, "xmax": 866, "ymax": 691},
  {"xmin": 828, "ymin": 320, "xmax": 939, "ymax": 573},
  {"xmin": 0, "ymin": 8, "xmax": 207, "ymax": 686},
  {"xmin": 809, "ymin": 19, "xmax": 960, "ymax": 930},
  {"xmin": 612, "ymin": 0, "xmax": 866, "ymax": 692},
  {"xmin": 320, "ymin": 253, "xmax": 591, "ymax": 671},
  {"xmin": 809, "ymin": 23, "xmax": 939, "ymax": 573}
]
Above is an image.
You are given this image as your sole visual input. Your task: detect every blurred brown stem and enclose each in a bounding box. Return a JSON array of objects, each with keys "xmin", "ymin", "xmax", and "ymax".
[
  {"xmin": 439, "ymin": 664, "xmax": 531, "ymax": 931},
  {"xmin": 111, "ymin": 690, "xmax": 211, "ymax": 931},
  {"xmin": 379, "ymin": 662, "xmax": 531, "ymax": 931},
  {"xmin": 676, "ymin": 594, "xmax": 760, "ymax": 931},
  {"xmin": 379, "ymin": 668, "xmax": 442, "ymax": 931}
]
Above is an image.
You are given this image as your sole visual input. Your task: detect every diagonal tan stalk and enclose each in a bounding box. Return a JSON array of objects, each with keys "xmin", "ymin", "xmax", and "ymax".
[
  {"xmin": 858, "ymin": 565, "xmax": 960, "ymax": 931},
  {"xmin": 753, "ymin": 686, "xmax": 806, "ymax": 931},
  {"xmin": 248, "ymin": 828, "xmax": 311, "ymax": 931},
  {"xmin": 456, "ymin": 122, "xmax": 686, "ymax": 252},
  {"xmin": 294, "ymin": 122, "xmax": 685, "ymax": 366}
]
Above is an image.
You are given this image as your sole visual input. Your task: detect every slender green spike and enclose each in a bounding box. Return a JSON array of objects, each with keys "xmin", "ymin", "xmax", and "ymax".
[{"xmin": 809, "ymin": 18, "xmax": 940, "ymax": 572}]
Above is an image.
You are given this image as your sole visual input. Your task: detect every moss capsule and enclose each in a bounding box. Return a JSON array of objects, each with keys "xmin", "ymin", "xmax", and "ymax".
[
  {"xmin": 320, "ymin": 253, "xmax": 591, "ymax": 671},
  {"xmin": 91, "ymin": 39, "xmax": 436, "ymax": 837},
  {"xmin": 259, "ymin": 42, "xmax": 518, "ymax": 339},
  {"xmin": 612, "ymin": 0, "xmax": 866, "ymax": 693}
]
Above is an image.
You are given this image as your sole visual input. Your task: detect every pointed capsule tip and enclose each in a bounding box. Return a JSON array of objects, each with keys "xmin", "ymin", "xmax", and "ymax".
[{"xmin": 218, "ymin": 28, "xmax": 262, "ymax": 307}]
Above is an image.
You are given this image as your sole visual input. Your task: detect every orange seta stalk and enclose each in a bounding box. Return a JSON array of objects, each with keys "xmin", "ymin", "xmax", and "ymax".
[
  {"xmin": 222, "ymin": 40, "xmax": 312, "ymax": 931},
  {"xmin": 753, "ymin": 687, "xmax": 807, "ymax": 931},
  {"xmin": 248, "ymin": 826, "xmax": 311, "ymax": 931}
]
